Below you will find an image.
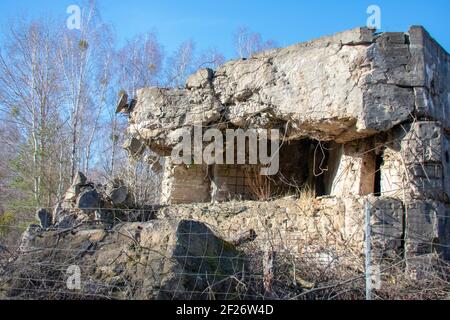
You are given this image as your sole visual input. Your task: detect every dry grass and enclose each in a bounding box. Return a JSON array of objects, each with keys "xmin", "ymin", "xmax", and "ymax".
[
  {"xmin": 238, "ymin": 249, "xmax": 450, "ymax": 300},
  {"xmin": 245, "ymin": 165, "xmax": 272, "ymax": 201}
]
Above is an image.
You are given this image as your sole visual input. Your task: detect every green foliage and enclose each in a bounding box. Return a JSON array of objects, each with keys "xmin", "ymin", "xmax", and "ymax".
[
  {"xmin": 78, "ymin": 39, "xmax": 89, "ymax": 51},
  {"xmin": 5, "ymin": 196, "xmax": 38, "ymax": 213},
  {"xmin": 112, "ymin": 134, "xmax": 120, "ymax": 142},
  {"xmin": 6, "ymin": 146, "xmax": 39, "ymax": 211},
  {"xmin": 8, "ymin": 152, "xmax": 32, "ymax": 194},
  {"xmin": 10, "ymin": 106, "xmax": 20, "ymax": 117},
  {"xmin": 0, "ymin": 212, "xmax": 15, "ymax": 237}
]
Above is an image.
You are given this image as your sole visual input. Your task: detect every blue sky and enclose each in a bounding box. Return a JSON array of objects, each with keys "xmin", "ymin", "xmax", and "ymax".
[{"xmin": 0, "ymin": 0, "xmax": 448, "ymax": 59}]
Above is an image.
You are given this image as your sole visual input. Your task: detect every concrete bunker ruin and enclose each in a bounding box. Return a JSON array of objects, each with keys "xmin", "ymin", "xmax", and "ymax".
[{"xmin": 124, "ymin": 26, "xmax": 450, "ymax": 264}]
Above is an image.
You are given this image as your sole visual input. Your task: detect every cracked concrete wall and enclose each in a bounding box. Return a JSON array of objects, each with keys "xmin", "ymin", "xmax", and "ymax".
[
  {"xmin": 330, "ymin": 139, "xmax": 377, "ymax": 197},
  {"xmin": 126, "ymin": 26, "xmax": 450, "ymax": 264},
  {"xmin": 382, "ymin": 122, "xmax": 450, "ymax": 202},
  {"xmin": 410, "ymin": 27, "xmax": 450, "ymax": 130},
  {"xmin": 395, "ymin": 27, "xmax": 450, "ymax": 267},
  {"xmin": 380, "ymin": 143, "xmax": 404, "ymax": 199},
  {"xmin": 405, "ymin": 201, "xmax": 450, "ymax": 263},
  {"xmin": 380, "ymin": 122, "xmax": 450, "ymax": 264},
  {"xmin": 160, "ymin": 158, "xmax": 211, "ymax": 205},
  {"xmin": 160, "ymin": 195, "xmax": 404, "ymax": 268}
]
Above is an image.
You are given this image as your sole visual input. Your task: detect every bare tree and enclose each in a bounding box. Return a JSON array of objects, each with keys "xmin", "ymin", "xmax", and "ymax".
[
  {"xmin": 103, "ymin": 32, "xmax": 163, "ymax": 180},
  {"xmin": 165, "ymin": 40, "xmax": 195, "ymax": 88},
  {"xmin": 0, "ymin": 17, "xmax": 64, "ymax": 207},
  {"xmin": 0, "ymin": 4, "xmax": 231, "ymax": 217},
  {"xmin": 234, "ymin": 26, "xmax": 277, "ymax": 59},
  {"xmin": 58, "ymin": 1, "xmax": 110, "ymax": 181},
  {"xmin": 0, "ymin": 5, "xmax": 120, "ymax": 210},
  {"xmin": 117, "ymin": 32, "xmax": 164, "ymax": 97},
  {"xmin": 82, "ymin": 26, "xmax": 116, "ymax": 176},
  {"xmin": 109, "ymin": 33, "xmax": 166, "ymax": 203},
  {"xmin": 196, "ymin": 47, "xmax": 225, "ymax": 70}
]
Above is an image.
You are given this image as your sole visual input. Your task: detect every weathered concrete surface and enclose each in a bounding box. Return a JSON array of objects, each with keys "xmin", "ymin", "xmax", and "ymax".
[
  {"xmin": 160, "ymin": 160, "xmax": 211, "ymax": 205},
  {"xmin": 381, "ymin": 121, "xmax": 450, "ymax": 203},
  {"xmin": 410, "ymin": 27, "xmax": 450, "ymax": 129},
  {"xmin": 330, "ymin": 139, "xmax": 377, "ymax": 197},
  {"xmin": 127, "ymin": 26, "xmax": 449, "ymax": 154},
  {"xmin": 405, "ymin": 201, "xmax": 450, "ymax": 263},
  {"xmin": 2, "ymin": 219, "xmax": 245, "ymax": 300},
  {"xmin": 159, "ymin": 195, "xmax": 404, "ymax": 267},
  {"xmin": 378, "ymin": 120, "xmax": 450, "ymax": 268}
]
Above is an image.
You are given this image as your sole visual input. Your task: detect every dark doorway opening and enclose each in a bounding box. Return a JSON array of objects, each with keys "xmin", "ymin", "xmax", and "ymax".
[{"xmin": 374, "ymin": 154, "xmax": 383, "ymax": 197}]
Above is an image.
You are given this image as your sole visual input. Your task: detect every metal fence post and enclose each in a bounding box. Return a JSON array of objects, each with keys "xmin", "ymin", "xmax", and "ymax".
[{"xmin": 365, "ymin": 200, "xmax": 373, "ymax": 300}]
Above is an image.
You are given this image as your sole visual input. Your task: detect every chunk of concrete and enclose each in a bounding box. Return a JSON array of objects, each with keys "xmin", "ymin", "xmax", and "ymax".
[
  {"xmin": 77, "ymin": 189, "xmax": 101, "ymax": 213},
  {"xmin": 35, "ymin": 208, "xmax": 52, "ymax": 229},
  {"xmin": 185, "ymin": 68, "xmax": 214, "ymax": 89}
]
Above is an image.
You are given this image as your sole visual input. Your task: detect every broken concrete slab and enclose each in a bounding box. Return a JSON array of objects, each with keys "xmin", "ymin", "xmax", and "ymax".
[{"xmin": 128, "ymin": 26, "xmax": 449, "ymax": 155}]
